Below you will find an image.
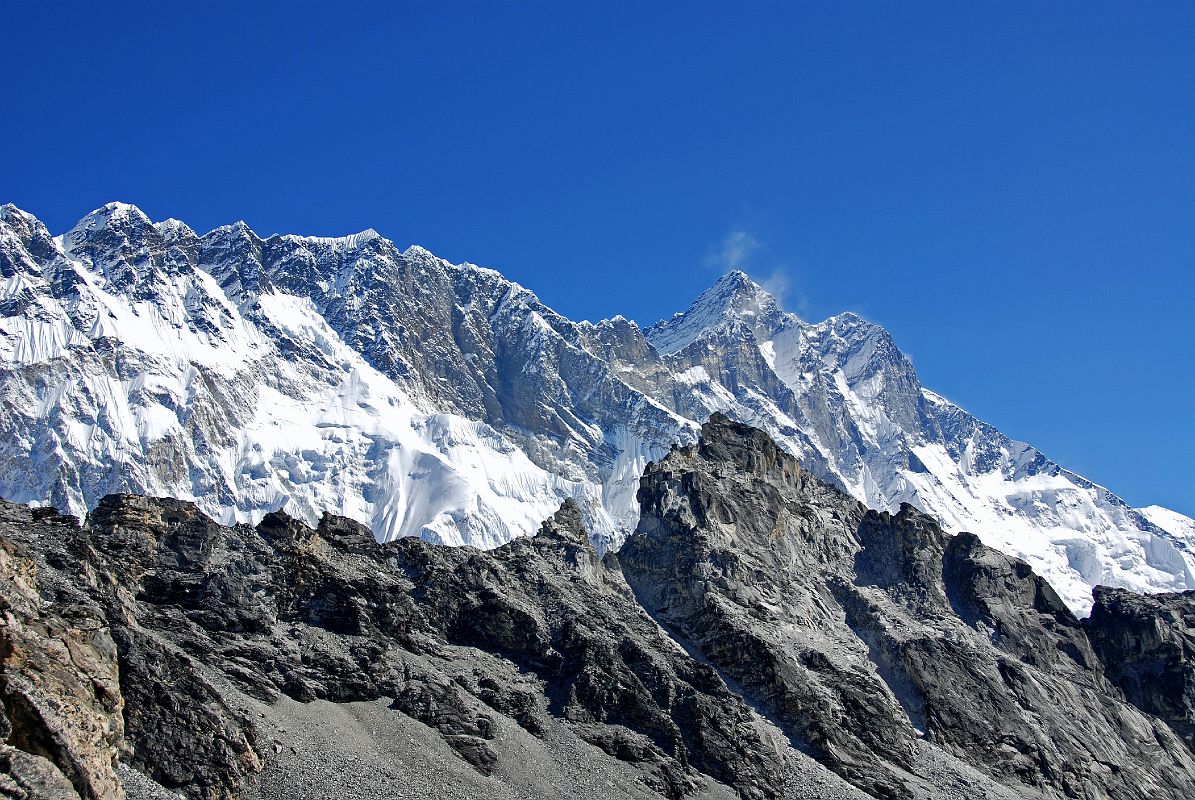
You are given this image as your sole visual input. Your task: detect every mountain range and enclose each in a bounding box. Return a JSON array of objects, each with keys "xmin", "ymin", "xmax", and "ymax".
[
  {"xmin": 0, "ymin": 201, "xmax": 1190, "ymax": 613},
  {"xmin": 3, "ymin": 415, "xmax": 1194, "ymax": 800}
]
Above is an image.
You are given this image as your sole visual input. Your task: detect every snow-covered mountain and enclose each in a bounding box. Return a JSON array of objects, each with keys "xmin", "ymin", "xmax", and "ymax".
[
  {"xmin": 1140, "ymin": 505, "xmax": 1195, "ymax": 549},
  {"xmin": 1, "ymin": 201, "xmax": 1190, "ymax": 612}
]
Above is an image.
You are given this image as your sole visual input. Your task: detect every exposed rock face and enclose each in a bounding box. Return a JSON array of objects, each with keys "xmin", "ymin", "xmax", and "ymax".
[
  {"xmin": 0, "ymin": 493, "xmax": 784, "ymax": 800},
  {"xmin": 620, "ymin": 413, "xmax": 1195, "ymax": 800},
  {"xmin": 2, "ymin": 416, "xmax": 1195, "ymax": 800},
  {"xmin": 1084, "ymin": 586, "xmax": 1195, "ymax": 750},
  {"xmin": 0, "ymin": 506, "xmax": 125, "ymax": 800}
]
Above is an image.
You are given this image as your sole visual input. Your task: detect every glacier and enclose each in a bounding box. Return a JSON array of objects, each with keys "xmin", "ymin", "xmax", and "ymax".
[{"xmin": 0, "ymin": 200, "xmax": 1190, "ymax": 613}]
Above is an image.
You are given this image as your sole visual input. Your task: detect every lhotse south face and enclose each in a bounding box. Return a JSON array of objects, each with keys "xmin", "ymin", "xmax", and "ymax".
[{"xmin": 0, "ymin": 201, "xmax": 1191, "ymax": 615}]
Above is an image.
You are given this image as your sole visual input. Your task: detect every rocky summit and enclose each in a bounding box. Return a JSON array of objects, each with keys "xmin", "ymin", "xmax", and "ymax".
[{"xmin": 3, "ymin": 415, "xmax": 1194, "ymax": 800}]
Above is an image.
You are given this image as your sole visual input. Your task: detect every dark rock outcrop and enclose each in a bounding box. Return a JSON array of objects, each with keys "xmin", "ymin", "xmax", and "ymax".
[
  {"xmin": 620, "ymin": 413, "xmax": 1195, "ymax": 800},
  {"xmin": 1084, "ymin": 586, "xmax": 1195, "ymax": 749},
  {"xmin": 0, "ymin": 507, "xmax": 125, "ymax": 800},
  {"xmin": 0, "ymin": 493, "xmax": 783, "ymax": 800}
]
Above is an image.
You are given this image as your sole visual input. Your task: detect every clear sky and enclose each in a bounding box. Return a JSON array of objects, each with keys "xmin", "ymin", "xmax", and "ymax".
[{"xmin": 3, "ymin": 1, "xmax": 1192, "ymax": 515}]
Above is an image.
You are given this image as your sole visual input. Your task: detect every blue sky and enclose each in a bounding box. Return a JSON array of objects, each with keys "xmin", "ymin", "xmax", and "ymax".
[{"xmin": 3, "ymin": 1, "xmax": 1192, "ymax": 515}]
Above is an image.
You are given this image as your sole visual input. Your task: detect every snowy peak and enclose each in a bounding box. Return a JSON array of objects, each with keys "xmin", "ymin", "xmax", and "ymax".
[
  {"xmin": 63, "ymin": 202, "xmax": 155, "ymax": 253},
  {"xmin": 1140, "ymin": 505, "xmax": 1195, "ymax": 547},
  {"xmin": 69, "ymin": 200, "xmax": 150, "ymax": 228},
  {"xmin": 805, "ymin": 311, "xmax": 916, "ymax": 386},
  {"xmin": 204, "ymin": 220, "xmax": 258, "ymax": 239},
  {"xmin": 198, "ymin": 221, "xmax": 269, "ymax": 306},
  {"xmin": 0, "ymin": 203, "xmax": 52, "ymax": 241},
  {"xmin": 647, "ymin": 270, "xmax": 788, "ymax": 355},
  {"xmin": 0, "ymin": 204, "xmax": 60, "ymax": 279},
  {"xmin": 59, "ymin": 202, "xmax": 199, "ymax": 298},
  {"xmin": 154, "ymin": 218, "xmax": 197, "ymax": 244},
  {"xmin": 1, "ymin": 202, "xmax": 1191, "ymax": 617},
  {"xmin": 403, "ymin": 244, "xmax": 437, "ymax": 260}
]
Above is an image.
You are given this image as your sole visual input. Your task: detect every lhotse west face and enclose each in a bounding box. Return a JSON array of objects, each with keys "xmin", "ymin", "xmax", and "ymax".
[{"xmin": 0, "ymin": 201, "xmax": 1190, "ymax": 613}]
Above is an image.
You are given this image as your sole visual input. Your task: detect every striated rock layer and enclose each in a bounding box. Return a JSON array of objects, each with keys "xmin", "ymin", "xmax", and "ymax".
[{"xmin": 1, "ymin": 416, "xmax": 1193, "ymax": 799}]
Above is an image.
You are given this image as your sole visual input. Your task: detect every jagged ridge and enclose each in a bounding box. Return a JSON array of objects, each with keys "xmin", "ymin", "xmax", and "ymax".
[
  {"xmin": 2, "ymin": 416, "xmax": 1194, "ymax": 799},
  {"xmin": 1, "ymin": 201, "xmax": 1191, "ymax": 613}
]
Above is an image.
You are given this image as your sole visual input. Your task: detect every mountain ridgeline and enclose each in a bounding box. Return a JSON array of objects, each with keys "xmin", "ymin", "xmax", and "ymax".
[
  {"xmin": 0, "ymin": 200, "xmax": 1191, "ymax": 616},
  {"xmin": 2, "ymin": 415, "xmax": 1194, "ymax": 800}
]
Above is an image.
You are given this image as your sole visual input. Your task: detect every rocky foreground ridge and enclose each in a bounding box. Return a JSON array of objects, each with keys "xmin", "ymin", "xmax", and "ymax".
[{"xmin": 2, "ymin": 416, "xmax": 1194, "ymax": 800}]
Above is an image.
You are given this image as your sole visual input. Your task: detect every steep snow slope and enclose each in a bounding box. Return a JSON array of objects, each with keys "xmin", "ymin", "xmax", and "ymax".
[
  {"xmin": 643, "ymin": 272, "xmax": 1193, "ymax": 611},
  {"xmin": 0, "ymin": 203, "xmax": 592, "ymax": 546},
  {"xmin": 1, "ymin": 202, "xmax": 1189, "ymax": 613},
  {"xmin": 195, "ymin": 219, "xmax": 695, "ymax": 549},
  {"xmin": 1140, "ymin": 505, "xmax": 1195, "ymax": 548}
]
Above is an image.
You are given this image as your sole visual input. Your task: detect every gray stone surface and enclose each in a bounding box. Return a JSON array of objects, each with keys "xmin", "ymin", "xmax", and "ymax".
[
  {"xmin": 0, "ymin": 493, "xmax": 784, "ymax": 799},
  {"xmin": 620, "ymin": 413, "xmax": 1195, "ymax": 800},
  {"xmin": 2, "ymin": 415, "xmax": 1194, "ymax": 800},
  {"xmin": 1084, "ymin": 586, "xmax": 1195, "ymax": 749},
  {"xmin": 0, "ymin": 507, "xmax": 125, "ymax": 800}
]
